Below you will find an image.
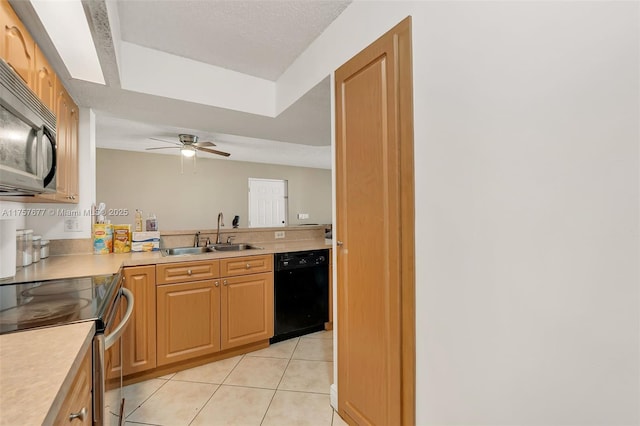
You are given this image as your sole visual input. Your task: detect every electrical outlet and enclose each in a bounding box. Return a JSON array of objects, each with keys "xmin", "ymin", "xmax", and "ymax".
[
  {"xmin": 64, "ymin": 218, "xmax": 81, "ymax": 232},
  {"xmin": 297, "ymin": 213, "xmax": 309, "ymax": 219},
  {"xmin": 275, "ymin": 231, "xmax": 285, "ymax": 239}
]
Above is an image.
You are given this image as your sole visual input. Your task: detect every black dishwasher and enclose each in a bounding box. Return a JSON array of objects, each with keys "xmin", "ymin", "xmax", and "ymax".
[{"xmin": 271, "ymin": 250, "xmax": 329, "ymax": 343}]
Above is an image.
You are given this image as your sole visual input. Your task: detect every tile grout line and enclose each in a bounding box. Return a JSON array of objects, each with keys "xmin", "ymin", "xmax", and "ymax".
[
  {"xmin": 186, "ymin": 354, "xmax": 246, "ymax": 426},
  {"xmin": 259, "ymin": 337, "xmax": 302, "ymax": 426},
  {"xmin": 124, "ymin": 375, "xmax": 172, "ymax": 421}
]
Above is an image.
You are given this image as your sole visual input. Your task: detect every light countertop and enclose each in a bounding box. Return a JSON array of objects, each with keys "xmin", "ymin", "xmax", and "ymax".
[
  {"xmin": 0, "ymin": 321, "xmax": 95, "ymax": 425},
  {"xmin": 6, "ymin": 239, "xmax": 333, "ymax": 283},
  {"xmin": 0, "ymin": 238, "xmax": 332, "ymax": 424}
]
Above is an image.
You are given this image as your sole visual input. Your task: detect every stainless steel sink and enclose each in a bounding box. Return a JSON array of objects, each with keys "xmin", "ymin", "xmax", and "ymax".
[
  {"xmin": 162, "ymin": 246, "xmax": 213, "ymax": 256},
  {"xmin": 211, "ymin": 243, "xmax": 260, "ymax": 251}
]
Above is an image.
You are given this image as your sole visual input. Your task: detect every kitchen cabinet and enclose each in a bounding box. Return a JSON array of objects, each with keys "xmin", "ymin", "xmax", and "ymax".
[
  {"xmin": 0, "ymin": 0, "xmax": 35, "ymax": 89},
  {"xmin": 34, "ymin": 46, "xmax": 55, "ymax": 111},
  {"xmin": 156, "ymin": 260, "xmax": 220, "ymax": 285},
  {"xmin": 156, "ymin": 255, "xmax": 273, "ymax": 367},
  {"xmin": 221, "ymin": 272, "xmax": 273, "ymax": 350},
  {"xmin": 0, "ymin": 0, "xmax": 80, "ymax": 204},
  {"xmin": 157, "ymin": 277, "xmax": 221, "ymax": 366},
  {"xmin": 54, "ymin": 339, "xmax": 92, "ymax": 425},
  {"xmin": 122, "ymin": 266, "xmax": 156, "ymax": 375},
  {"xmin": 37, "ymin": 85, "xmax": 79, "ymax": 203}
]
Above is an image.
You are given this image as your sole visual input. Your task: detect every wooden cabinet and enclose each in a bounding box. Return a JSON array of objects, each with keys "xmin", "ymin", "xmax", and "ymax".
[
  {"xmin": 221, "ymin": 272, "xmax": 273, "ymax": 350},
  {"xmin": 221, "ymin": 254, "xmax": 272, "ymax": 277},
  {"xmin": 0, "ymin": 0, "xmax": 34, "ymax": 89},
  {"xmin": 37, "ymin": 85, "xmax": 79, "ymax": 203},
  {"xmin": 0, "ymin": 0, "xmax": 80, "ymax": 204},
  {"xmin": 54, "ymin": 343, "xmax": 93, "ymax": 425},
  {"xmin": 34, "ymin": 46, "xmax": 55, "ymax": 111},
  {"xmin": 122, "ymin": 266, "xmax": 156, "ymax": 375},
  {"xmin": 156, "ymin": 278, "xmax": 221, "ymax": 366},
  {"xmin": 156, "ymin": 255, "xmax": 273, "ymax": 367},
  {"xmin": 157, "ymin": 260, "xmax": 220, "ymax": 285}
]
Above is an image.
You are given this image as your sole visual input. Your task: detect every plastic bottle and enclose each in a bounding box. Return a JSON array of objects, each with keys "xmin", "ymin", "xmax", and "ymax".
[
  {"xmin": 146, "ymin": 213, "xmax": 158, "ymax": 232},
  {"xmin": 135, "ymin": 209, "xmax": 143, "ymax": 232}
]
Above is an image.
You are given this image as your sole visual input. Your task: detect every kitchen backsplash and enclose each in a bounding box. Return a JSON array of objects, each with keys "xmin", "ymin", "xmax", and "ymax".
[{"xmin": 48, "ymin": 225, "xmax": 330, "ymax": 255}]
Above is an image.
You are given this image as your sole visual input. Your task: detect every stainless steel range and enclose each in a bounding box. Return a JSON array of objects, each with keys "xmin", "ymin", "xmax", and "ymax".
[{"xmin": 0, "ymin": 271, "xmax": 133, "ymax": 425}]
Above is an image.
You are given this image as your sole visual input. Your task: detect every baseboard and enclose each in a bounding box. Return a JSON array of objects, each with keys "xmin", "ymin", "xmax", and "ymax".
[{"xmin": 330, "ymin": 383, "xmax": 338, "ymax": 410}]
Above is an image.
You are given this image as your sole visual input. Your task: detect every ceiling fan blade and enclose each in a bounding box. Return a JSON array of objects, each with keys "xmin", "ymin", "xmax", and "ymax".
[
  {"xmin": 194, "ymin": 141, "xmax": 216, "ymax": 147},
  {"xmin": 149, "ymin": 137, "xmax": 181, "ymax": 146},
  {"xmin": 196, "ymin": 146, "xmax": 231, "ymax": 157},
  {"xmin": 145, "ymin": 146, "xmax": 180, "ymax": 150}
]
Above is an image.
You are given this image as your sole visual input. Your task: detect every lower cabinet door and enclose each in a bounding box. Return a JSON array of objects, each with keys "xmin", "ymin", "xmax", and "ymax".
[
  {"xmin": 157, "ymin": 280, "xmax": 221, "ymax": 366},
  {"xmin": 123, "ymin": 265, "xmax": 156, "ymax": 376},
  {"xmin": 221, "ymin": 272, "xmax": 274, "ymax": 350}
]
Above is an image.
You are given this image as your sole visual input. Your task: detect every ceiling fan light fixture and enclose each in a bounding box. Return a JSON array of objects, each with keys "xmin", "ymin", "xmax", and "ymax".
[{"xmin": 181, "ymin": 146, "xmax": 196, "ymax": 157}]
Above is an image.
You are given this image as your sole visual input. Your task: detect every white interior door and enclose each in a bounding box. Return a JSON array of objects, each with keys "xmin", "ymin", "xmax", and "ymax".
[{"xmin": 248, "ymin": 178, "xmax": 288, "ymax": 227}]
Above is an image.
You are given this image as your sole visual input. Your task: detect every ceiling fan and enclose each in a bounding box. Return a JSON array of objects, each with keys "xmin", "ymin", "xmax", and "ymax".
[{"xmin": 146, "ymin": 134, "xmax": 230, "ymax": 157}]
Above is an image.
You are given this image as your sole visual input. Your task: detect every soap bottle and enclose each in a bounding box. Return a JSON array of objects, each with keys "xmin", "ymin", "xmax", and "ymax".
[
  {"xmin": 146, "ymin": 213, "xmax": 158, "ymax": 232},
  {"xmin": 135, "ymin": 209, "xmax": 143, "ymax": 232}
]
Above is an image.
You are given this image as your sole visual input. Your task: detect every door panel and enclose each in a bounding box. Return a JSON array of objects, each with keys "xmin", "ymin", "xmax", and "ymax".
[
  {"xmin": 336, "ymin": 17, "xmax": 414, "ymax": 426},
  {"xmin": 156, "ymin": 280, "xmax": 220, "ymax": 366},
  {"xmin": 248, "ymin": 178, "xmax": 287, "ymax": 227},
  {"xmin": 221, "ymin": 272, "xmax": 273, "ymax": 350},
  {"xmin": 123, "ymin": 266, "xmax": 156, "ymax": 375}
]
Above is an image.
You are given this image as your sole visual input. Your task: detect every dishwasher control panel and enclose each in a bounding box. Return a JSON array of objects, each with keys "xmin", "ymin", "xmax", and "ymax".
[{"xmin": 275, "ymin": 249, "xmax": 329, "ymax": 271}]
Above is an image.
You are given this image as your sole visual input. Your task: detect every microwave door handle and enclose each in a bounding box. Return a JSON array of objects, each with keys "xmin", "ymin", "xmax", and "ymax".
[
  {"xmin": 42, "ymin": 126, "xmax": 56, "ymax": 188},
  {"xmin": 105, "ymin": 288, "xmax": 134, "ymax": 349}
]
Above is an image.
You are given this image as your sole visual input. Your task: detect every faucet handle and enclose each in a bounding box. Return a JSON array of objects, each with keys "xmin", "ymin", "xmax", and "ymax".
[
  {"xmin": 226, "ymin": 235, "xmax": 235, "ymax": 244},
  {"xmin": 206, "ymin": 237, "xmax": 211, "ymax": 246}
]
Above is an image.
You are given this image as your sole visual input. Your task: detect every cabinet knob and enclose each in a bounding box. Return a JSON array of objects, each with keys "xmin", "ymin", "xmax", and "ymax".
[
  {"xmin": 187, "ymin": 269, "xmax": 192, "ymax": 275},
  {"xmin": 215, "ymin": 281, "xmax": 219, "ymax": 287},
  {"xmin": 246, "ymin": 263, "xmax": 251, "ymax": 269},
  {"xmin": 336, "ymin": 241, "xmax": 344, "ymax": 246},
  {"xmin": 223, "ymin": 280, "xmax": 228, "ymax": 286},
  {"xmin": 69, "ymin": 407, "xmax": 87, "ymax": 421}
]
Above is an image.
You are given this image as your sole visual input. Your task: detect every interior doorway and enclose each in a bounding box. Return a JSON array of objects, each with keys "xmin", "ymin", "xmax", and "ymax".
[{"xmin": 248, "ymin": 178, "xmax": 288, "ymax": 228}]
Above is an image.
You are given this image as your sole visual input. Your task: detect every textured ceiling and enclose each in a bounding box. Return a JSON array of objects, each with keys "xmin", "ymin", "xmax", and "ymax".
[{"xmin": 117, "ymin": 0, "xmax": 351, "ymax": 80}]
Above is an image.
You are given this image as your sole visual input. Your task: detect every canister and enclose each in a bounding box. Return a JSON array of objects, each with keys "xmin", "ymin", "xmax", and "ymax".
[
  {"xmin": 16, "ymin": 229, "xmax": 33, "ymax": 267},
  {"xmin": 40, "ymin": 239, "xmax": 50, "ymax": 259},
  {"xmin": 32, "ymin": 235, "xmax": 41, "ymax": 263}
]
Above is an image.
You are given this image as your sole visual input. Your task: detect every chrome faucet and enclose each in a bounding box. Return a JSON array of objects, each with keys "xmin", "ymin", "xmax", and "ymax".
[
  {"xmin": 215, "ymin": 212, "xmax": 224, "ymax": 244},
  {"xmin": 193, "ymin": 231, "xmax": 201, "ymax": 247}
]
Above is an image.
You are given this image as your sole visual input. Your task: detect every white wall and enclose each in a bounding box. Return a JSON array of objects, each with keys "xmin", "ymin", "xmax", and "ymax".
[
  {"xmin": 287, "ymin": 1, "xmax": 639, "ymax": 424},
  {"xmin": 96, "ymin": 148, "xmax": 332, "ymax": 230}
]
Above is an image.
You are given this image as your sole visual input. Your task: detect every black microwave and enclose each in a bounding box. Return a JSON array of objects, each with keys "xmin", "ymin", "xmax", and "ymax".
[{"xmin": 0, "ymin": 59, "xmax": 56, "ymax": 195}]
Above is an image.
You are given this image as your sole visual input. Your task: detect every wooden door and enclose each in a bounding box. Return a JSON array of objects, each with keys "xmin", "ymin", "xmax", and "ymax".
[
  {"xmin": 122, "ymin": 266, "xmax": 156, "ymax": 375},
  {"xmin": 335, "ymin": 17, "xmax": 415, "ymax": 426},
  {"xmin": 156, "ymin": 280, "xmax": 220, "ymax": 366},
  {"xmin": 34, "ymin": 47, "xmax": 55, "ymax": 112},
  {"xmin": 0, "ymin": 0, "xmax": 34, "ymax": 88},
  {"xmin": 220, "ymin": 272, "xmax": 273, "ymax": 350}
]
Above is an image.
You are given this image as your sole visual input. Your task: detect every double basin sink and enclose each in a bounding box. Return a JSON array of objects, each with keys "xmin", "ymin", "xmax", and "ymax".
[{"xmin": 162, "ymin": 243, "xmax": 261, "ymax": 256}]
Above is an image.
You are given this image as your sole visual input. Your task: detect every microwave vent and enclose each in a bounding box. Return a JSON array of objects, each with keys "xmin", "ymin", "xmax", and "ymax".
[{"xmin": 0, "ymin": 59, "xmax": 56, "ymax": 131}]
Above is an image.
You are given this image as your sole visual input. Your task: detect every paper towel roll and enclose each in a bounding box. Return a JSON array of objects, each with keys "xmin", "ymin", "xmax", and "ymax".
[{"xmin": 0, "ymin": 218, "xmax": 16, "ymax": 279}]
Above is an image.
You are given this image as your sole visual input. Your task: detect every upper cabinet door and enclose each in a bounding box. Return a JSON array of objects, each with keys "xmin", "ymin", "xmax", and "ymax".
[
  {"xmin": 0, "ymin": 0, "xmax": 35, "ymax": 89},
  {"xmin": 34, "ymin": 47, "xmax": 56, "ymax": 112}
]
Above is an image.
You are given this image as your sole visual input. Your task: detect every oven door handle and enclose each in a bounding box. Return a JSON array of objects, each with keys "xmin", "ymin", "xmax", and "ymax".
[{"xmin": 105, "ymin": 288, "xmax": 134, "ymax": 350}]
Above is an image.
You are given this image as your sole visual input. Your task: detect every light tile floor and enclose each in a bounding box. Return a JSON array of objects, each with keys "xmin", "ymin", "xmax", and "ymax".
[{"xmin": 108, "ymin": 329, "xmax": 347, "ymax": 426}]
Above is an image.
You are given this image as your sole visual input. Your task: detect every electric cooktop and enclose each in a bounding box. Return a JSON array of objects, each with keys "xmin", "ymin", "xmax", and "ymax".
[{"xmin": 0, "ymin": 274, "xmax": 120, "ymax": 335}]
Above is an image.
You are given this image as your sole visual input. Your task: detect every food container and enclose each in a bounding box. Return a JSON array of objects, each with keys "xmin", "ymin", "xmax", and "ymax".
[
  {"xmin": 16, "ymin": 229, "xmax": 33, "ymax": 267},
  {"xmin": 113, "ymin": 224, "xmax": 132, "ymax": 253},
  {"xmin": 40, "ymin": 239, "xmax": 50, "ymax": 259},
  {"xmin": 132, "ymin": 231, "xmax": 160, "ymax": 252},
  {"xmin": 93, "ymin": 224, "xmax": 113, "ymax": 254},
  {"xmin": 32, "ymin": 235, "xmax": 41, "ymax": 263}
]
